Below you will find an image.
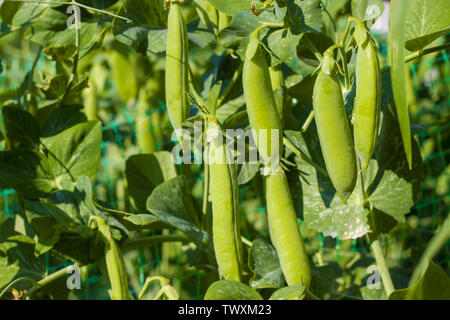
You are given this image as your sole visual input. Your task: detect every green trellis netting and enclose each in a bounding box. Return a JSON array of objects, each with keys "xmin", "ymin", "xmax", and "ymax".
[{"xmin": 0, "ymin": 35, "xmax": 449, "ymax": 300}]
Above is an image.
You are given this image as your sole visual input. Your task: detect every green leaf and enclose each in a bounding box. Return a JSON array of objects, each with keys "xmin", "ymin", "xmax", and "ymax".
[
  {"xmin": 41, "ymin": 105, "xmax": 87, "ymax": 137},
  {"xmin": 238, "ymin": 162, "xmax": 260, "ymax": 185},
  {"xmin": 286, "ymin": 0, "xmax": 322, "ymax": 33},
  {"xmin": 206, "ymin": 81, "xmax": 222, "ymax": 115},
  {"xmin": 0, "ymin": 0, "xmax": 22, "ymax": 25},
  {"xmin": 205, "ymin": 0, "xmax": 252, "ymax": 16},
  {"xmin": 41, "ymin": 121, "xmax": 102, "ymax": 187},
  {"xmin": 351, "ymin": 0, "xmax": 385, "ymax": 22},
  {"xmin": 2, "ymin": 106, "xmax": 41, "ymax": 150},
  {"xmin": 0, "ymin": 150, "xmax": 55, "ymax": 198},
  {"xmin": 389, "ymin": 261, "xmax": 450, "ymax": 300},
  {"xmin": 389, "ymin": 0, "xmax": 412, "ymax": 169},
  {"xmin": 267, "ymin": 28, "xmax": 301, "ymax": 64},
  {"xmin": 146, "ymin": 176, "xmax": 210, "ymax": 247},
  {"xmin": 0, "ymin": 259, "xmax": 20, "ymax": 290},
  {"xmin": 248, "ymin": 238, "xmax": 285, "ymax": 289},
  {"xmin": 126, "ymin": 152, "xmax": 177, "ymax": 211},
  {"xmin": 404, "ymin": 0, "xmax": 450, "ymax": 51},
  {"xmin": 287, "ymin": 73, "xmax": 317, "ymax": 103},
  {"xmin": 296, "ymin": 32, "xmax": 334, "ymax": 67},
  {"xmin": 204, "ymin": 280, "xmax": 263, "ymax": 300},
  {"xmin": 120, "ymin": 0, "xmax": 167, "ymax": 28},
  {"xmin": 269, "ymin": 285, "xmax": 306, "ymax": 300}
]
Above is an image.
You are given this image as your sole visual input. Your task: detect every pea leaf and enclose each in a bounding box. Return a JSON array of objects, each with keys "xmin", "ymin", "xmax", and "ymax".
[
  {"xmin": 389, "ymin": 0, "xmax": 412, "ymax": 169},
  {"xmin": 204, "ymin": 280, "xmax": 263, "ymax": 300},
  {"xmin": 126, "ymin": 152, "xmax": 177, "ymax": 211},
  {"xmin": 351, "ymin": 0, "xmax": 385, "ymax": 22},
  {"xmin": 269, "ymin": 285, "xmax": 306, "ymax": 300},
  {"xmin": 146, "ymin": 176, "xmax": 210, "ymax": 247},
  {"xmin": 0, "ymin": 0, "xmax": 22, "ymax": 25},
  {"xmin": 404, "ymin": 0, "xmax": 450, "ymax": 52},
  {"xmin": 388, "ymin": 261, "xmax": 450, "ymax": 300},
  {"xmin": 285, "ymin": 0, "xmax": 322, "ymax": 33},
  {"xmin": 41, "ymin": 121, "xmax": 102, "ymax": 188},
  {"xmin": 267, "ymin": 28, "xmax": 301, "ymax": 64},
  {"xmin": 248, "ymin": 238, "xmax": 285, "ymax": 289},
  {"xmin": 1, "ymin": 106, "xmax": 41, "ymax": 150},
  {"xmin": 41, "ymin": 105, "xmax": 87, "ymax": 137},
  {"xmin": 205, "ymin": 0, "xmax": 252, "ymax": 16}
]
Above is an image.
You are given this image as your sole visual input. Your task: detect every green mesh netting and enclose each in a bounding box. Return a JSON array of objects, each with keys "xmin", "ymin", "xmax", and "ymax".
[{"xmin": 0, "ymin": 38, "xmax": 449, "ymax": 300}]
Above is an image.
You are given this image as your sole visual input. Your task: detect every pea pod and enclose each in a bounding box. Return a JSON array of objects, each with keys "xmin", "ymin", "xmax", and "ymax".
[
  {"xmin": 208, "ymin": 120, "xmax": 243, "ymax": 282},
  {"xmin": 136, "ymin": 87, "xmax": 158, "ymax": 154},
  {"xmin": 269, "ymin": 65, "xmax": 285, "ymax": 125},
  {"xmin": 353, "ymin": 30, "xmax": 381, "ymax": 170},
  {"xmin": 313, "ymin": 68, "xmax": 357, "ymax": 203},
  {"xmin": 265, "ymin": 171, "xmax": 312, "ymax": 287},
  {"xmin": 165, "ymin": 1, "xmax": 189, "ymax": 139},
  {"xmin": 243, "ymin": 34, "xmax": 311, "ymax": 287},
  {"xmin": 91, "ymin": 216, "xmax": 129, "ymax": 300},
  {"xmin": 242, "ymin": 37, "xmax": 282, "ymax": 169}
]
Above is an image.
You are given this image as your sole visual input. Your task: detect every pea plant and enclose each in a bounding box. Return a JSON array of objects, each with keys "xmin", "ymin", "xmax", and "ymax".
[{"xmin": 0, "ymin": 0, "xmax": 449, "ymax": 300}]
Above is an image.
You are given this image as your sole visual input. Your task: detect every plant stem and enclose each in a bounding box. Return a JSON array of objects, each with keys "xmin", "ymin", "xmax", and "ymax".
[
  {"xmin": 122, "ymin": 234, "xmax": 189, "ymax": 251},
  {"xmin": 301, "ymin": 110, "xmax": 314, "ymax": 132},
  {"xmin": 188, "ymin": 65, "xmax": 206, "ymax": 108},
  {"xmin": 62, "ymin": 1, "xmax": 80, "ymax": 102},
  {"xmin": 303, "ymin": 36, "xmax": 323, "ymax": 61},
  {"xmin": 382, "ymin": 43, "xmax": 450, "ymax": 75},
  {"xmin": 216, "ymin": 63, "xmax": 243, "ymax": 108},
  {"xmin": 410, "ymin": 215, "xmax": 450, "ymax": 285},
  {"xmin": 25, "ymin": 265, "xmax": 76, "ymax": 297},
  {"xmin": 0, "ymin": 277, "xmax": 37, "ymax": 298},
  {"xmin": 283, "ymin": 136, "xmax": 329, "ymax": 178},
  {"xmin": 370, "ymin": 239, "xmax": 395, "ymax": 296},
  {"xmin": 202, "ymin": 153, "xmax": 210, "ymax": 229}
]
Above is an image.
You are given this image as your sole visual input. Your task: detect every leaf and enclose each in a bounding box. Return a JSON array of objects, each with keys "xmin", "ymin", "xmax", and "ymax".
[
  {"xmin": 0, "ymin": 259, "xmax": 20, "ymax": 290},
  {"xmin": 238, "ymin": 162, "xmax": 260, "ymax": 185},
  {"xmin": 405, "ymin": 0, "xmax": 450, "ymax": 51},
  {"xmin": 205, "ymin": 0, "xmax": 253, "ymax": 16},
  {"xmin": 204, "ymin": 280, "xmax": 263, "ymax": 300},
  {"xmin": 296, "ymin": 32, "xmax": 334, "ymax": 67},
  {"xmin": 0, "ymin": 150, "xmax": 55, "ymax": 198},
  {"xmin": 206, "ymin": 81, "xmax": 222, "ymax": 115},
  {"xmin": 0, "ymin": 0, "xmax": 22, "ymax": 25},
  {"xmin": 146, "ymin": 176, "xmax": 210, "ymax": 247},
  {"xmin": 286, "ymin": 0, "xmax": 322, "ymax": 33},
  {"xmin": 267, "ymin": 28, "xmax": 301, "ymax": 64},
  {"xmin": 120, "ymin": 0, "xmax": 167, "ymax": 28},
  {"xmin": 351, "ymin": 0, "xmax": 385, "ymax": 22},
  {"xmin": 41, "ymin": 105, "xmax": 87, "ymax": 137},
  {"xmin": 388, "ymin": 262, "xmax": 450, "ymax": 300},
  {"xmin": 248, "ymin": 238, "xmax": 285, "ymax": 289},
  {"xmin": 287, "ymin": 73, "xmax": 317, "ymax": 103},
  {"xmin": 125, "ymin": 152, "xmax": 177, "ymax": 211},
  {"xmin": 269, "ymin": 285, "xmax": 306, "ymax": 300},
  {"xmin": 41, "ymin": 121, "xmax": 102, "ymax": 187},
  {"xmin": 1, "ymin": 106, "xmax": 41, "ymax": 150},
  {"xmin": 389, "ymin": 0, "xmax": 412, "ymax": 169}
]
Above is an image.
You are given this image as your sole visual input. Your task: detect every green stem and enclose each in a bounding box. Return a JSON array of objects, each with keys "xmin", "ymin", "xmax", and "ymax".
[
  {"xmin": 202, "ymin": 155, "xmax": 210, "ymax": 229},
  {"xmin": 216, "ymin": 63, "xmax": 243, "ymax": 108},
  {"xmin": 241, "ymin": 236, "xmax": 253, "ymax": 248},
  {"xmin": 121, "ymin": 235, "xmax": 189, "ymax": 251},
  {"xmin": 410, "ymin": 215, "xmax": 450, "ymax": 285},
  {"xmin": 382, "ymin": 43, "xmax": 450, "ymax": 75},
  {"xmin": 283, "ymin": 136, "xmax": 329, "ymax": 178},
  {"xmin": 62, "ymin": 1, "xmax": 80, "ymax": 102},
  {"xmin": 0, "ymin": 277, "xmax": 37, "ymax": 298},
  {"xmin": 370, "ymin": 239, "xmax": 395, "ymax": 296},
  {"xmin": 6, "ymin": 0, "xmax": 132, "ymax": 22},
  {"xmin": 188, "ymin": 65, "xmax": 206, "ymax": 108},
  {"xmin": 301, "ymin": 110, "xmax": 314, "ymax": 132},
  {"xmin": 25, "ymin": 265, "xmax": 77, "ymax": 297},
  {"xmin": 303, "ymin": 36, "xmax": 323, "ymax": 61}
]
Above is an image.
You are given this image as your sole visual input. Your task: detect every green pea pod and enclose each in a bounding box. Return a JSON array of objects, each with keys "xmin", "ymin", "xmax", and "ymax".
[
  {"xmin": 83, "ymin": 83, "xmax": 98, "ymax": 121},
  {"xmin": 136, "ymin": 88, "xmax": 158, "ymax": 154},
  {"xmin": 265, "ymin": 171, "xmax": 311, "ymax": 287},
  {"xmin": 269, "ymin": 65, "xmax": 285, "ymax": 125},
  {"xmin": 353, "ymin": 39, "xmax": 381, "ymax": 170},
  {"xmin": 165, "ymin": 2, "xmax": 189, "ymax": 139},
  {"xmin": 208, "ymin": 120, "xmax": 243, "ymax": 282},
  {"xmin": 243, "ymin": 38, "xmax": 283, "ymax": 169},
  {"xmin": 313, "ymin": 70, "xmax": 357, "ymax": 203},
  {"xmin": 91, "ymin": 217, "xmax": 129, "ymax": 300}
]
